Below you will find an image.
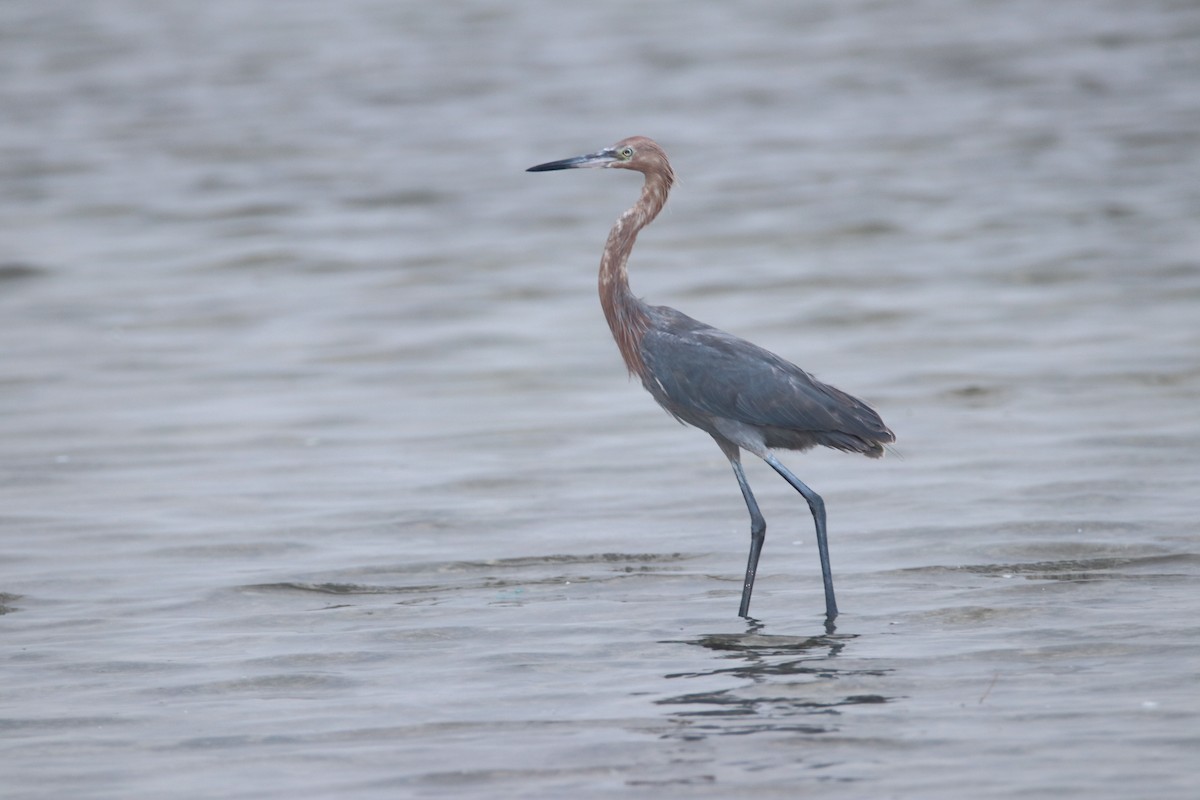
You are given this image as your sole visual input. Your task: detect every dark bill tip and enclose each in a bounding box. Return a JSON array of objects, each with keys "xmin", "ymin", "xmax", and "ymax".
[{"xmin": 526, "ymin": 159, "xmax": 577, "ymax": 172}]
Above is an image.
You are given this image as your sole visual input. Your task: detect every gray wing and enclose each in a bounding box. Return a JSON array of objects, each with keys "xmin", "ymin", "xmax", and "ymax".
[{"xmin": 639, "ymin": 306, "xmax": 893, "ymax": 454}]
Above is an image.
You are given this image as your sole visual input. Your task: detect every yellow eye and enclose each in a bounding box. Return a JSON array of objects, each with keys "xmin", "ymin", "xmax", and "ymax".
[{"xmin": 619, "ymin": 146, "xmax": 634, "ymax": 159}]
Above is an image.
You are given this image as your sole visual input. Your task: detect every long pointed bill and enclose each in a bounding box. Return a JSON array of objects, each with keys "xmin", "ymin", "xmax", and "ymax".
[{"xmin": 527, "ymin": 149, "xmax": 617, "ymax": 172}]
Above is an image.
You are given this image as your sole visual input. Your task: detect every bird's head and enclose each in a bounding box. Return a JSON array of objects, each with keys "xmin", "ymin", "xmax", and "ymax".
[{"xmin": 527, "ymin": 136, "xmax": 674, "ymax": 184}]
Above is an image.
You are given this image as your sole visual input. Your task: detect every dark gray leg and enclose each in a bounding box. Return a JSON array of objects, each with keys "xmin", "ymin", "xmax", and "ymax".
[
  {"xmin": 728, "ymin": 456, "xmax": 766, "ymax": 618},
  {"xmin": 765, "ymin": 453, "xmax": 838, "ymax": 620}
]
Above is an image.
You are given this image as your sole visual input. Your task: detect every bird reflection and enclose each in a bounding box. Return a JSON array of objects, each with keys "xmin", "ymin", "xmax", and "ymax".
[{"xmin": 655, "ymin": 627, "xmax": 890, "ymax": 738}]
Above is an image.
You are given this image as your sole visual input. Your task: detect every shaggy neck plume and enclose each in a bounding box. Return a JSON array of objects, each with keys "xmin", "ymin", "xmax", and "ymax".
[{"xmin": 598, "ymin": 170, "xmax": 673, "ymax": 380}]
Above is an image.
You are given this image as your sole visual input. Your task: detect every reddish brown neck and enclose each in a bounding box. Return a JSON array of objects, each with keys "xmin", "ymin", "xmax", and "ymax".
[{"xmin": 598, "ymin": 171, "xmax": 672, "ymax": 380}]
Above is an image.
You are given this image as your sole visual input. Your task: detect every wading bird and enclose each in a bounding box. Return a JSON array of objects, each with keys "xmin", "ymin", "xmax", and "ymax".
[{"xmin": 528, "ymin": 137, "xmax": 893, "ymax": 620}]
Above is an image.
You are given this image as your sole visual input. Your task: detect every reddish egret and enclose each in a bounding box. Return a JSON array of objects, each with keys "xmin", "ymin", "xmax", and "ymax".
[{"xmin": 528, "ymin": 136, "xmax": 894, "ymax": 620}]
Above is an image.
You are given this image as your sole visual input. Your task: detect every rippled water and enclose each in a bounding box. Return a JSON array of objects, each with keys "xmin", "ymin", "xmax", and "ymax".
[{"xmin": 2, "ymin": 1, "xmax": 1199, "ymax": 797}]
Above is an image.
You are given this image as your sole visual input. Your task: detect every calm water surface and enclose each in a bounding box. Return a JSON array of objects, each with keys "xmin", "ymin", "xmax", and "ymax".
[{"xmin": 2, "ymin": 1, "xmax": 1198, "ymax": 797}]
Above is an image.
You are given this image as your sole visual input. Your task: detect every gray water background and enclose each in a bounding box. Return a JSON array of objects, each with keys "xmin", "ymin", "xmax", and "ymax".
[{"xmin": 2, "ymin": 1, "xmax": 1199, "ymax": 797}]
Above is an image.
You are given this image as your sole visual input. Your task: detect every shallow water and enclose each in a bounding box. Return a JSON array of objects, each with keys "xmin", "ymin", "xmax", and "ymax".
[{"xmin": 2, "ymin": 0, "xmax": 1199, "ymax": 797}]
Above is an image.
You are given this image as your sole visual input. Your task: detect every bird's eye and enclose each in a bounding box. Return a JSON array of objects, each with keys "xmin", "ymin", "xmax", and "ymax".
[{"xmin": 619, "ymin": 147, "xmax": 634, "ymax": 159}]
